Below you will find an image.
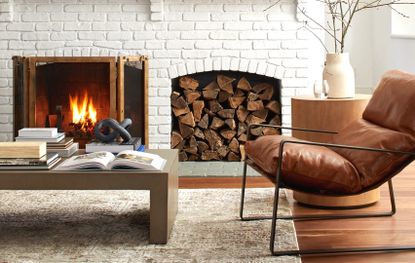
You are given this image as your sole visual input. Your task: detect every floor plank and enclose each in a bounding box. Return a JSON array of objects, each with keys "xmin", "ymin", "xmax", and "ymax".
[{"xmin": 179, "ymin": 163, "xmax": 415, "ymax": 263}]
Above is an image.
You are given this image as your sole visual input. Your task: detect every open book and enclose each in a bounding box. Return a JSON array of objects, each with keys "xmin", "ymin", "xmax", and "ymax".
[{"xmin": 55, "ymin": 150, "xmax": 166, "ymax": 171}]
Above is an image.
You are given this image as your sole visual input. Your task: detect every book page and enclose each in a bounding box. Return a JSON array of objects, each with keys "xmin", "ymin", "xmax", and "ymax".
[
  {"xmin": 109, "ymin": 150, "xmax": 166, "ymax": 170},
  {"xmin": 56, "ymin": 151, "xmax": 115, "ymax": 170}
]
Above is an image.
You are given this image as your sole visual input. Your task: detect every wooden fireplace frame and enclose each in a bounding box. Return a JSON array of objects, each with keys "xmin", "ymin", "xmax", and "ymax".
[{"xmin": 13, "ymin": 56, "xmax": 149, "ymax": 145}]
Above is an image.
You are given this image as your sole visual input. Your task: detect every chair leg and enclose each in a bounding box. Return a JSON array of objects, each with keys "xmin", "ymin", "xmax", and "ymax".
[{"xmin": 270, "ymin": 180, "xmax": 415, "ymax": 256}]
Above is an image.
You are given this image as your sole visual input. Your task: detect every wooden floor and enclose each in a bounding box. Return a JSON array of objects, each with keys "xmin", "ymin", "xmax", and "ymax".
[{"xmin": 179, "ymin": 163, "xmax": 415, "ymax": 262}]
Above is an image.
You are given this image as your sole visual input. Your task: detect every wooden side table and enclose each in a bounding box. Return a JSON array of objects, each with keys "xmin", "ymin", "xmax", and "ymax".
[{"xmin": 291, "ymin": 95, "xmax": 380, "ymax": 208}]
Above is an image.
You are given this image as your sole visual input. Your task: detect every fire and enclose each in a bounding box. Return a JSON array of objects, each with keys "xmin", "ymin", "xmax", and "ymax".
[{"xmin": 69, "ymin": 92, "xmax": 97, "ymax": 135}]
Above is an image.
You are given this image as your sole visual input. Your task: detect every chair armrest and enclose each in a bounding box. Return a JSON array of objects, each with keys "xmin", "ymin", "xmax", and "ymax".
[{"xmin": 247, "ymin": 123, "xmax": 337, "ymax": 141}]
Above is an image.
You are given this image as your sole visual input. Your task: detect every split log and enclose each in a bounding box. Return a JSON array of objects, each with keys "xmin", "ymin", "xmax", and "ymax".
[
  {"xmin": 198, "ymin": 113, "xmax": 209, "ymax": 129},
  {"xmin": 184, "ymin": 90, "xmax": 201, "ymax": 104},
  {"xmin": 218, "ymin": 91, "xmax": 231, "ymax": 103},
  {"xmin": 236, "ymin": 106, "xmax": 249, "ymax": 122},
  {"xmin": 210, "ymin": 117, "xmax": 225, "ymax": 130},
  {"xmin": 225, "ymin": 119, "xmax": 236, "ymax": 130},
  {"xmin": 201, "ymin": 150, "xmax": 220, "ymax": 161},
  {"xmin": 179, "ymin": 122, "xmax": 194, "ymax": 139},
  {"xmin": 253, "ymin": 83, "xmax": 272, "ymax": 93},
  {"xmin": 266, "ymin": 100, "xmax": 280, "ymax": 114},
  {"xmin": 247, "ymin": 100, "xmax": 264, "ymax": 111},
  {"xmin": 217, "ymin": 75, "xmax": 235, "ymax": 94},
  {"xmin": 179, "ymin": 112, "xmax": 195, "ymax": 127},
  {"xmin": 263, "ymin": 127, "xmax": 279, "ymax": 135},
  {"xmin": 172, "ymin": 106, "xmax": 190, "ymax": 117},
  {"xmin": 203, "ymin": 108, "xmax": 216, "ymax": 117},
  {"xmin": 193, "ymin": 100, "xmax": 204, "ymax": 122},
  {"xmin": 197, "ymin": 141, "xmax": 209, "ymax": 154},
  {"xmin": 203, "ymin": 81, "xmax": 220, "ymax": 100},
  {"xmin": 227, "ymin": 152, "xmax": 239, "ymax": 161},
  {"xmin": 179, "ymin": 151, "xmax": 188, "ymax": 161},
  {"xmin": 228, "ymin": 96, "xmax": 245, "ymax": 109},
  {"xmin": 247, "ymin": 92, "xmax": 259, "ymax": 101},
  {"xmin": 194, "ymin": 127, "xmax": 205, "ymax": 139},
  {"xmin": 188, "ymin": 155, "xmax": 198, "ymax": 161},
  {"xmin": 189, "ymin": 136, "xmax": 197, "ymax": 148},
  {"xmin": 235, "ymin": 89, "xmax": 245, "ymax": 97},
  {"xmin": 252, "ymin": 109, "xmax": 269, "ymax": 120},
  {"xmin": 237, "ymin": 77, "xmax": 252, "ymax": 91},
  {"xmin": 173, "ymin": 140, "xmax": 185, "ymax": 150},
  {"xmin": 237, "ymin": 122, "xmax": 247, "ymax": 136},
  {"xmin": 204, "ymin": 129, "xmax": 223, "ymax": 150},
  {"xmin": 171, "ymin": 94, "xmax": 187, "ymax": 109},
  {"xmin": 179, "ymin": 76, "xmax": 199, "ymax": 90},
  {"xmin": 217, "ymin": 146, "xmax": 230, "ymax": 158},
  {"xmin": 184, "ymin": 146, "xmax": 198, "ymax": 155},
  {"xmin": 209, "ymin": 100, "xmax": 223, "ymax": 113},
  {"xmin": 217, "ymin": 109, "xmax": 235, "ymax": 119},
  {"xmin": 269, "ymin": 115, "xmax": 281, "ymax": 125},
  {"xmin": 258, "ymin": 84, "xmax": 273, "ymax": 100},
  {"xmin": 171, "ymin": 131, "xmax": 183, "ymax": 148},
  {"xmin": 220, "ymin": 129, "xmax": 236, "ymax": 140},
  {"xmin": 245, "ymin": 114, "xmax": 266, "ymax": 125},
  {"xmin": 171, "ymin": 91, "xmax": 180, "ymax": 101},
  {"xmin": 229, "ymin": 138, "xmax": 240, "ymax": 153},
  {"xmin": 238, "ymin": 133, "xmax": 247, "ymax": 142},
  {"xmin": 250, "ymin": 127, "xmax": 263, "ymax": 136}
]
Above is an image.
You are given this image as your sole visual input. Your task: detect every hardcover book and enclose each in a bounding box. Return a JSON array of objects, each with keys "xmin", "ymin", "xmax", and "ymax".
[
  {"xmin": 85, "ymin": 137, "xmax": 142, "ymax": 154},
  {"xmin": 56, "ymin": 150, "xmax": 166, "ymax": 171},
  {"xmin": 0, "ymin": 141, "xmax": 47, "ymax": 159},
  {"xmin": 18, "ymin": 128, "xmax": 58, "ymax": 138},
  {"xmin": 15, "ymin": 132, "xmax": 65, "ymax": 143}
]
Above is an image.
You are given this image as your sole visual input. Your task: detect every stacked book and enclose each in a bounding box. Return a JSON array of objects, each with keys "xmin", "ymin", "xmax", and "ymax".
[
  {"xmin": 85, "ymin": 137, "xmax": 143, "ymax": 154},
  {"xmin": 0, "ymin": 141, "xmax": 60, "ymax": 170},
  {"xmin": 15, "ymin": 128, "xmax": 78, "ymax": 157}
]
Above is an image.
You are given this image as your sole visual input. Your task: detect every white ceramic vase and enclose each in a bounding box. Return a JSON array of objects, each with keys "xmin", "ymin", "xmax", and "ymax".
[{"xmin": 323, "ymin": 53, "xmax": 355, "ymax": 98}]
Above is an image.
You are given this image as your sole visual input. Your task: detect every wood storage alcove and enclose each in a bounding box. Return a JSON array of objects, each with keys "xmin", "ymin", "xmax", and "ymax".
[
  {"xmin": 171, "ymin": 71, "xmax": 282, "ymax": 161},
  {"xmin": 13, "ymin": 56, "xmax": 149, "ymax": 147}
]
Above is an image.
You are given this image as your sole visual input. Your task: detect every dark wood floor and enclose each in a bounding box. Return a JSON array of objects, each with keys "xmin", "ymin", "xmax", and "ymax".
[{"xmin": 179, "ymin": 163, "xmax": 415, "ymax": 263}]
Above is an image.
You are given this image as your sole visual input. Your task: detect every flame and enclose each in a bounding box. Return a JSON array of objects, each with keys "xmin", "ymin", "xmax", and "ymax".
[{"xmin": 69, "ymin": 92, "xmax": 97, "ymax": 127}]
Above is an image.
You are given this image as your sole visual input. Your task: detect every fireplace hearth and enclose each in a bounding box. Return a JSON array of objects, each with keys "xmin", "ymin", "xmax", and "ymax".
[{"xmin": 13, "ymin": 56, "xmax": 149, "ymax": 147}]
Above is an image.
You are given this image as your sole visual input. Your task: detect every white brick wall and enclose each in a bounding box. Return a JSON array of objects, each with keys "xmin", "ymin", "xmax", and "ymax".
[{"xmin": 0, "ymin": 0, "xmax": 324, "ymax": 148}]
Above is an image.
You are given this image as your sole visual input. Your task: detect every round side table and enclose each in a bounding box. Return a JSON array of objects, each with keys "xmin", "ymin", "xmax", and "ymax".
[{"xmin": 291, "ymin": 94, "xmax": 380, "ymax": 208}]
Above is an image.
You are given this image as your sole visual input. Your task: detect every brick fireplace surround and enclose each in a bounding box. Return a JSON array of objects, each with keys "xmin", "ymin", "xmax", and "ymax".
[{"xmin": 0, "ymin": 0, "xmax": 323, "ymax": 149}]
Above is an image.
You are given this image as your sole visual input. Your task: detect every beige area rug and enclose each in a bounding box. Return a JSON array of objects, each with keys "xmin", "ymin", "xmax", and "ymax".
[{"xmin": 0, "ymin": 188, "xmax": 300, "ymax": 263}]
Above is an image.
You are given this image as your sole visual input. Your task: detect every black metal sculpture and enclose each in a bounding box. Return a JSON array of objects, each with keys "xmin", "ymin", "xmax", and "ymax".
[{"xmin": 94, "ymin": 118, "xmax": 132, "ymax": 143}]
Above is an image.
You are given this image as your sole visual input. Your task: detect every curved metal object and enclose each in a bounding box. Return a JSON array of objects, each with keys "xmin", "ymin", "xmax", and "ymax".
[{"xmin": 94, "ymin": 118, "xmax": 132, "ymax": 143}]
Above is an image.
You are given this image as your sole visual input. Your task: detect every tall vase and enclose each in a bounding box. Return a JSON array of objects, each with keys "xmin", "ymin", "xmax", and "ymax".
[{"xmin": 323, "ymin": 53, "xmax": 355, "ymax": 98}]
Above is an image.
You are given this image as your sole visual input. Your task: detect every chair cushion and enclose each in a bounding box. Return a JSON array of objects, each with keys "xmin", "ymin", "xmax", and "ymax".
[
  {"xmin": 332, "ymin": 119, "xmax": 415, "ymax": 189},
  {"xmin": 245, "ymin": 135, "xmax": 361, "ymax": 194},
  {"xmin": 363, "ymin": 70, "xmax": 415, "ymax": 136}
]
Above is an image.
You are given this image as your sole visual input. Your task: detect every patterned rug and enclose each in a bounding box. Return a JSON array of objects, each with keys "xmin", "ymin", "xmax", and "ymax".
[{"xmin": 0, "ymin": 188, "xmax": 300, "ymax": 263}]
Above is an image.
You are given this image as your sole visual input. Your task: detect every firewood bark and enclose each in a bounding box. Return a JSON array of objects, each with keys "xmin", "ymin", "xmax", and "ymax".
[
  {"xmin": 250, "ymin": 127, "xmax": 263, "ymax": 136},
  {"xmin": 238, "ymin": 133, "xmax": 247, "ymax": 142},
  {"xmin": 194, "ymin": 127, "xmax": 205, "ymax": 139},
  {"xmin": 235, "ymin": 89, "xmax": 245, "ymax": 97},
  {"xmin": 184, "ymin": 90, "xmax": 201, "ymax": 104},
  {"xmin": 171, "ymin": 131, "xmax": 183, "ymax": 148},
  {"xmin": 247, "ymin": 100, "xmax": 264, "ymax": 111},
  {"xmin": 171, "ymin": 91, "xmax": 180, "ymax": 101},
  {"xmin": 218, "ymin": 91, "xmax": 231, "ymax": 103},
  {"xmin": 184, "ymin": 146, "xmax": 198, "ymax": 155},
  {"xmin": 237, "ymin": 122, "xmax": 247, "ymax": 136},
  {"xmin": 253, "ymin": 83, "xmax": 272, "ymax": 93},
  {"xmin": 209, "ymin": 100, "xmax": 223, "ymax": 113},
  {"xmin": 171, "ymin": 94, "xmax": 187, "ymax": 109},
  {"xmin": 247, "ymin": 92, "xmax": 259, "ymax": 101},
  {"xmin": 263, "ymin": 127, "xmax": 279, "ymax": 135},
  {"xmin": 269, "ymin": 115, "xmax": 281, "ymax": 125},
  {"xmin": 217, "ymin": 109, "xmax": 235, "ymax": 119},
  {"xmin": 179, "ymin": 122, "xmax": 194, "ymax": 139},
  {"xmin": 179, "ymin": 76, "xmax": 199, "ymax": 90},
  {"xmin": 217, "ymin": 75, "xmax": 235, "ymax": 94},
  {"xmin": 189, "ymin": 135, "xmax": 197, "ymax": 148},
  {"xmin": 252, "ymin": 109, "xmax": 269, "ymax": 120},
  {"xmin": 217, "ymin": 146, "xmax": 230, "ymax": 158},
  {"xmin": 237, "ymin": 77, "xmax": 252, "ymax": 91},
  {"xmin": 266, "ymin": 100, "xmax": 280, "ymax": 114},
  {"xmin": 179, "ymin": 112, "xmax": 195, "ymax": 127},
  {"xmin": 203, "ymin": 81, "xmax": 220, "ymax": 100},
  {"xmin": 201, "ymin": 150, "xmax": 220, "ymax": 161},
  {"xmin": 172, "ymin": 106, "xmax": 190, "ymax": 117},
  {"xmin": 188, "ymin": 155, "xmax": 198, "ymax": 161},
  {"xmin": 210, "ymin": 117, "xmax": 225, "ymax": 130},
  {"xmin": 204, "ymin": 129, "xmax": 223, "ymax": 150},
  {"xmin": 258, "ymin": 84, "xmax": 273, "ymax": 100},
  {"xmin": 198, "ymin": 113, "xmax": 209, "ymax": 129},
  {"xmin": 192, "ymin": 100, "xmax": 204, "ymax": 122},
  {"xmin": 229, "ymin": 138, "xmax": 240, "ymax": 153},
  {"xmin": 197, "ymin": 141, "xmax": 209, "ymax": 153},
  {"xmin": 245, "ymin": 114, "xmax": 265, "ymax": 125},
  {"xmin": 225, "ymin": 119, "xmax": 236, "ymax": 130},
  {"xmin": 228, "ymin": 96, "xmax": 245, "ymax": 109},
  {"xmin": 227, "ymin": 151, "xmax": 239, "ymax": 161},
  {"xmin": 236, "ymin": 105, "xmax": 249, "ymax": 122},
  {"xmin": 220, "ymin": 129, "xmax": 236, "ymax": 140},
  {"xmin": 179, "ymin": 151, "xmax": 188, "ymax": 161}
]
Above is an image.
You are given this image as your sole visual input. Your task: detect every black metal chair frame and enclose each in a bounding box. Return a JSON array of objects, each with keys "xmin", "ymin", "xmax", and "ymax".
[{"xmin": 240, "ymin": 123, "xmax": 415, "ymax": 256}]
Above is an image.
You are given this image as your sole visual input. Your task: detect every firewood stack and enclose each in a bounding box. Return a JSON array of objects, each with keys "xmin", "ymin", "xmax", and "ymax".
[{"xmin": 171, "ymin": 74, "xmax": 281, "ymax": 161}]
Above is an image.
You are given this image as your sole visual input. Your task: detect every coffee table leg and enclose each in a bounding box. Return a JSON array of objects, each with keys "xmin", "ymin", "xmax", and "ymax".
[{"xmin": 149, "ymin": 170, "xmax": 178, "ymax": 244}]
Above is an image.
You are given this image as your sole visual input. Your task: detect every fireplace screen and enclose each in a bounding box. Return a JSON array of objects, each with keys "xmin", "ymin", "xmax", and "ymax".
[
  {"xmin": 13, "ymin": 56, "xmax": 149, "ymax": 147},
  {"xmin": 171, "ymin": 71, "xmax": 282, "ymax": 161}
]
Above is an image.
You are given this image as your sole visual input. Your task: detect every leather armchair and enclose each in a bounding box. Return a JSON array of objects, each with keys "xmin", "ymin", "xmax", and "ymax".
[{"xmin": 240, "ymin": 70, "xmax": 415, "ymax": 256}]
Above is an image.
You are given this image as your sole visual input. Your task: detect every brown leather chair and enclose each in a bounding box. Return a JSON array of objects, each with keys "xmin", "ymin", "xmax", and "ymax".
[{"xmin": 240, "ymin": 70, "xmax": 415, "ymax": 256}]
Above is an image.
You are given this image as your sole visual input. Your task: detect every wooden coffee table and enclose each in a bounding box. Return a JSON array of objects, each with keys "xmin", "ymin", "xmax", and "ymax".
[{"xmin": 0, "ymin": 149, "xmax": 179, "ymax": 244}]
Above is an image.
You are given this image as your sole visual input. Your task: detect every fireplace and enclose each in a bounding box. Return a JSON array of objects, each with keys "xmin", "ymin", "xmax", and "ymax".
[
  {"xmin": 171, "ymin": 71, "xmax": 281, "ymax": 161},
  {"xmin": 13, "ymin": 56, "xmax": 149, "ymax": 146}
]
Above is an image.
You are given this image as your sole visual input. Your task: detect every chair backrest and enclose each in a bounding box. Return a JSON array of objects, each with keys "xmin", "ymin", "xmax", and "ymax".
[{"xmin": 332, "ymin": 70, "xmax": 415, "ymax": 190}]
